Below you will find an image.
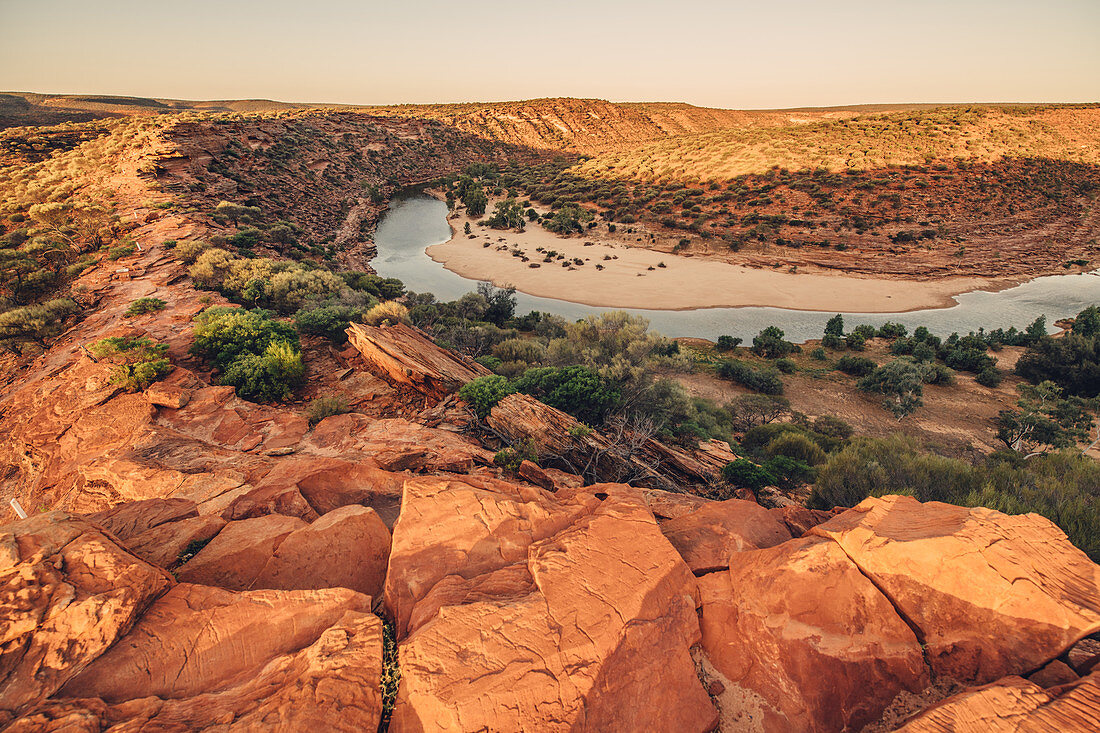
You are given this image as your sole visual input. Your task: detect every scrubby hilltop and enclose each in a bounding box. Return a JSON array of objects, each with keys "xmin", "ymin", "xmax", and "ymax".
[{"xmin": 1, "ymin": 100, "xmax": 1100, "ymax": 731}]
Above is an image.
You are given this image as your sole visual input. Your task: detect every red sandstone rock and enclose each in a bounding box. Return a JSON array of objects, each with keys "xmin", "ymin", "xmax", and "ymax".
[
  {"xmin": 176, "ymin": 514, "xmax": 307, "ymax": 589},
  {"xmin": 660, "ymin": 498, "xmax": 792, "ymax": 573},
  {"xmin": 123, "ymin": 513, "xmax": 227, "ymax": 568},
  {"xmin": 1028, "ymin": 660, "xmax": 1079, "ymax": 688},
  {"xmin": 31, "ymin": 584, "xmax": 383, "ymax": 731},
  {"xmin": 87, "ymin": 497, "xmax": 197, "ymax": 539},
  {"xmin": 388, "ymin": 482, "xmax": 718, "ymax": 732},
  {"xmin": 808, "ymin": 495, "xmax": 1100, "ymax": 683},
  {"xmin": 383, "ymin": 474, "xmax": 601, "ymax": 638},
  {"xmin": 60, "ymin": 583, "xmax": 371, "ymax": 700},
  {"xmin": 698, "ymin": 536, "xmax": 928, "ymax": 733},
  {"xmin": 768, "ymin": 504, "xmax": 839, "ymax": 536},
  {"xmin": 252, "ymin": 505, "xmax": 391, "ymax": 598},
  {"xmin": 346, "ymin": 321, "xmax": 490, "ymax": 400},
  {"xmin": 0, "ymin": 512, "xmax": 172, "ymax": 721},
  {"xmin": 144, "ymin": 381, "xmax": 190, "ymax": 409},
  {"xmin": 894, "ymin": 672, "xmax": 1100, "ymax": 732}
]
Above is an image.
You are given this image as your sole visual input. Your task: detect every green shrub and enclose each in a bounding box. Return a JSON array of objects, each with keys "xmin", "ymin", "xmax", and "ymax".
[
  {"xmin": 762, "ymin": 455, "xmax": 816, "ymax": 490},
  {"xmin": 87, "ymin": 336, "xmax": 171, "ymax": 391},
  {"xmin": 295, "ymin": 305, "xmax": 365, "ymax": 343},
  {"xmin": 512, "ymin": 365, "xmax": 621, "ymax": 425},
  {"xmin": 716, "ymin": 335, "xmax": 742, "ymax": 351},
  {"xmin": 835, "ymin": 355, "xmax": 876, "ymax": 377},
  {"xmin": 220, "ymin": 340, "xmax": 305, "ymax": 402},
  {"xmin": 124, "ymin": 297, "xmax": 166, "ymax": 317},
  {"xmin": 751, "ymin": 326, "xmax": 800, "ymax": 358},
  {"xmin": 190, "ymin": 307, "xmax": 299, "ymax": 369},
  {"xmin": 307, "ymin": 395, "xmax": 349, "ymax": 425},
  {"xmin": 775, "ymin": 358, "xmax": 797, "ymax": 374},
  {"xmin": 717, "ymin": 359, "xmax": 784, "ymax": 395},
  {"xmin": 721, "ymin": 458, "xmax": 774, "ymax": 491},
  {"xmin": 857, "ymin": 358, "xmax": 928, "ymax": 419},
  {"xmin": 494, "ymin": 438, "xmax": 538, "ymax": 471},
  {"xmin": 810, "ymin": 347, "xmax": 827, "ymax": 360},
  {"xmin": 876, "ymin": 322, "xmax": 908, "ymax": 339},
  {"xmin": 765, "ymin": 432, "xmax": 827, "ymax": 465},
  {"xmin": 0, "ymin": 298, "xmax": 79, "ymax": 348},
  {"xmin": 976, "ymin": 367, "xmax": 1003, "ymax": 387},
  {"xmin": 459, "ymin": 375, "xmax": 515, "ymax": 418}
]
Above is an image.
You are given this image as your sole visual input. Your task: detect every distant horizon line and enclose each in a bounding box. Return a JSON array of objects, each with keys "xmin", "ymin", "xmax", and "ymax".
[{"xmin": 5, "ymin": 89, "xmax": 1099, "ymax": 114}]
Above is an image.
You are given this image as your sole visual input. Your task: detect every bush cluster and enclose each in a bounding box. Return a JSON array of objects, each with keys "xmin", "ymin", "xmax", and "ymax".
[{"xmin": 190, "ymin": 307, "xmax": 304, "ymax": 402}]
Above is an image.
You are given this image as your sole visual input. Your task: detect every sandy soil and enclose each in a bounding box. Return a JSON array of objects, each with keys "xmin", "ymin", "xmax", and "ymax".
[
  {"xmin": 428, "ymin": 206, "xmax": 998, "ymax": 313},
  {"xmin": 675, "ymin": 341, "xmax": 1030, "ymax": 458}
]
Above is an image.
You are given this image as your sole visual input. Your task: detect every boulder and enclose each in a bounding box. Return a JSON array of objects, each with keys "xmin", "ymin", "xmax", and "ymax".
[
  {"xmin": 176, "ymin": 514, "xmax": 307, "ymax": 589},
  {"xmin": 384, "ymin": 475, "xmax": 600, "ymax": 638},
  {"xmin": 346, "ymin": 322, "xmax": 490, "ymax": 401},
  {"xmin": 808, "ymin": 495, "xmax": 1100, "ymax": 683},
  {"xmin": 1027, "ymin": 660, "xmax": 1079, "ymax": 688},
  {"xmin": 698, "ymin": 536, "xmax": 928, "ymax": 733},
  {"xmin": 0, "ymin": 512, "xmax": 172, "ymax": 721},
  {"xmin": 389, "ymin": 484, "xmax": 717, "ymax": 732},
  {"xmin": 59, "ymin": 583, "xmax": 371, "ymax": 701},
  {"xmin": 768, "ymin": 504, "xmax": 838, "ymax": 536},
  {"xmin": 251, "ymin": 505, "xmax": 391, "ymax": 598},
  {"xmin": 660, "ymin": 498, "xmax": 792, "ymax": 573},
  {"xmin": 144, "ymin": 382, "xmax": 191, "ymax": 409},
  {"xmin": 894, "ymin": 671, "xmax": 1100, "ymax": 732},
  {"xmin": 34, "ymin": 584, "xmax": 383, "ymax": 731}
]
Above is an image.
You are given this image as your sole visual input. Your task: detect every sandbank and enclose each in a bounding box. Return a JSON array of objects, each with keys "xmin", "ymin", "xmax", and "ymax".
[{"xmin": 426, "ymin": 208, "xmax": 1000, "ymax": 314}]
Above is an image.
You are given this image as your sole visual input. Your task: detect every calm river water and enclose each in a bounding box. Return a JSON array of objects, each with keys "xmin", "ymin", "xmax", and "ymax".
[{"xmin": 373, "ymin": 195, "xmax": 1100, "ymax": 342}]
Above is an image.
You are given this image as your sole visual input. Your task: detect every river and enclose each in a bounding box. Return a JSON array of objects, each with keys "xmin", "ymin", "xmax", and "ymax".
[{"xmin": 372, "ymin": 194, "xmax": 1100, "ymax": 341}]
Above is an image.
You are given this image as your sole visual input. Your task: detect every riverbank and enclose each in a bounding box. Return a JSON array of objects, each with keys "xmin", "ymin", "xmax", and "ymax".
[{"xmin": 427, "ymin": 206, "xmax": 1004, "ymax": 313}]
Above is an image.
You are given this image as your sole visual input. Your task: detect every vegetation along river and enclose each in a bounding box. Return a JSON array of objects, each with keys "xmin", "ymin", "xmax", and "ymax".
[{"xmin": 373, "ymin": 195, "xmax": 1100, "ymax": 341}]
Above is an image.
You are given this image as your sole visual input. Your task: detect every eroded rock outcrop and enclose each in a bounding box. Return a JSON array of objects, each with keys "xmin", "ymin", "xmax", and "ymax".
[
  {"xmin": 0, "ymin": 512, "xmax": 172, "ymax": 723},
  {"xmin": 385, "ymin": 476, "xmax": 718, "ymax": 731},
  {"xmin": 894, "ymin": 671, "xmax": 1100, "ymax": 732},
  {"xmin": 698, "ymin": 536, "xmax": 929, "ymax": 732},
  {"xmin": 16, "ymin": 585, "xmax": 384, "ymax": 732},
  {"xmin": 346, "ymin": 321, "xmax": 490, "ymax": 401},
  {"xmin": 808, "ymin": 495, "xmax": 1100, "ymax": 684}
]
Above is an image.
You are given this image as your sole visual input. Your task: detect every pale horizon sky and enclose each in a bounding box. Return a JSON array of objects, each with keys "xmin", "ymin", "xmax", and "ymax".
[{"xmin": 1, "ymin": 0, "xmax": 1098, "ymax": 110}]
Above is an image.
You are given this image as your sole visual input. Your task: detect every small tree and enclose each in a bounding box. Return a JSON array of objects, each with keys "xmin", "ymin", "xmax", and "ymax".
[
  {"xmin": 996, "ymin": 381, "xmax": 1097, "ymax": 456},
  {"xmin": 858, "ymin": 358, "xmax": 928, "ymax": 419},
  {"xmin": 751, "ymin": 326, "xmax": 800, "ymax": 359}
]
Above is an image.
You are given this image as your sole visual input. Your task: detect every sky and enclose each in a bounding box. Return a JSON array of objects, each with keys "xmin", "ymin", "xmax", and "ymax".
[{"xmin": 1, "ymin": 0, "xmax": 1098, "ymax": 109}]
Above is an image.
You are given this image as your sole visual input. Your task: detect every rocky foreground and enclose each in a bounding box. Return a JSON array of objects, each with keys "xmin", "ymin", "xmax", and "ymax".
[{"xmin": 1, "ymin": 317, "xmax": 1099, "ymax": 731}]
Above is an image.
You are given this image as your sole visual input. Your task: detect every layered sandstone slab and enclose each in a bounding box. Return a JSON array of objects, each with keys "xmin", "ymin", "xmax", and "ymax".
[
  {"xmin": 346, "ymin": 321, "xmax": 490, "ymax": 400},
  {"xmin": 0, "ymin": 512, "xmax": 172, "ymax": 721},
  {"xmin": 808, "ymin": 495, "xmax": 1100, "ymax": 683},
  {"xmin": 385, "ymin": 477, "xmax": 718, "ymax": 732},
  {"xmin": 895, "ymin": 672, "xmax": 1100, "ymax": 732}
]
